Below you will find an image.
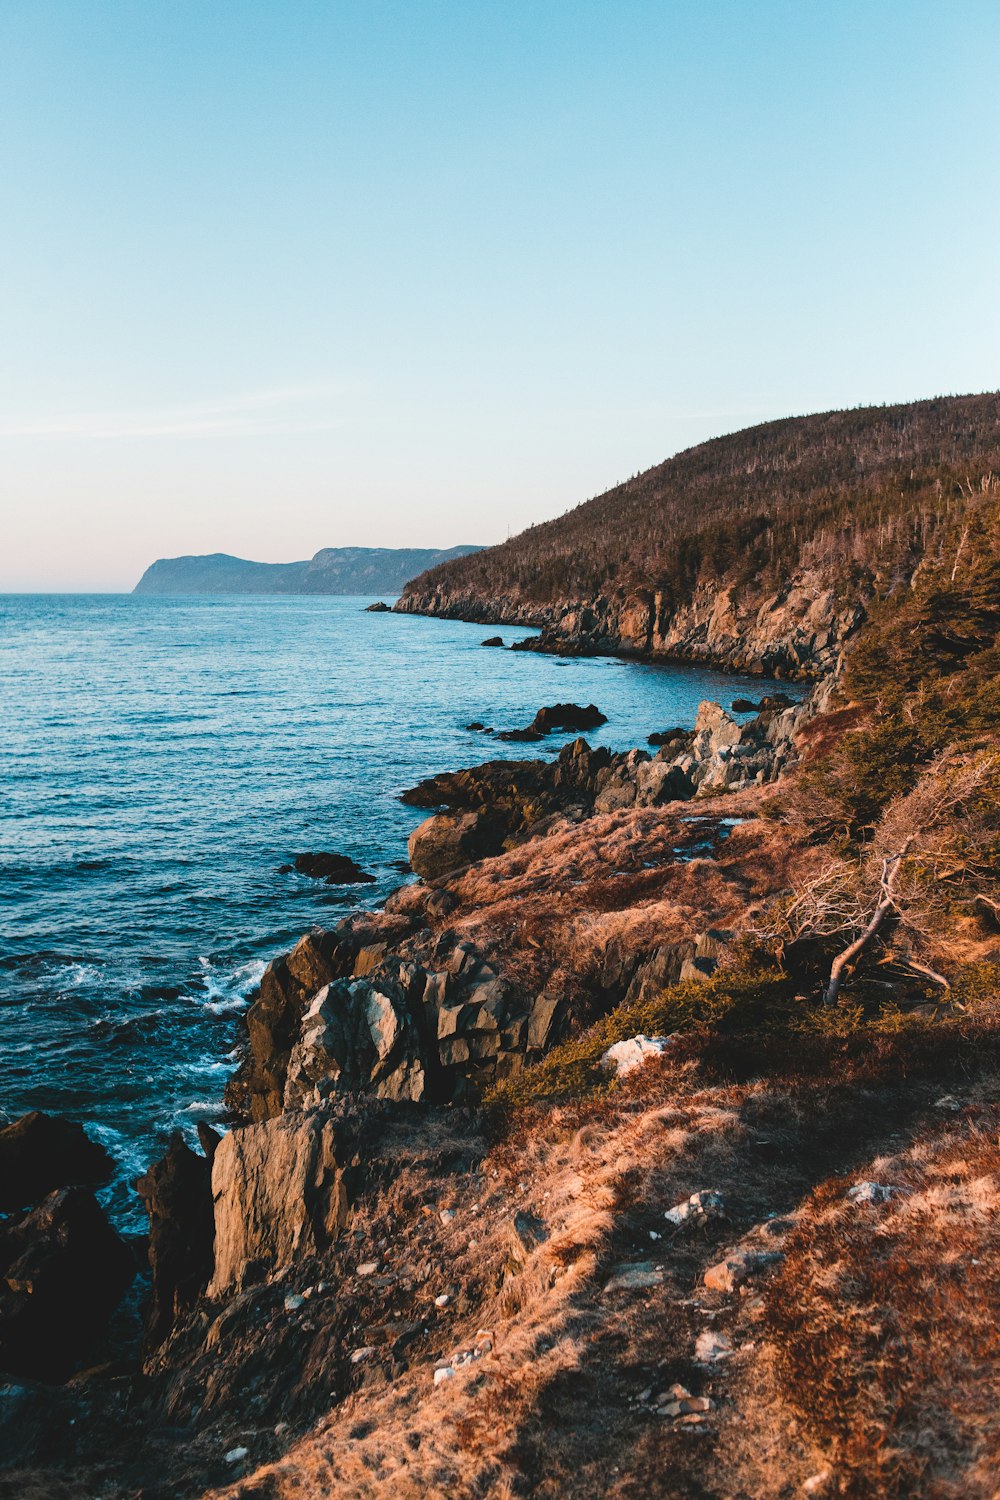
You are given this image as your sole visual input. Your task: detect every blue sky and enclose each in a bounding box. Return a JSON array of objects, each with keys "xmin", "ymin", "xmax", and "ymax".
[{"xmin": 2, "ymin": 1, "xmax": 998, "ymax": 589}]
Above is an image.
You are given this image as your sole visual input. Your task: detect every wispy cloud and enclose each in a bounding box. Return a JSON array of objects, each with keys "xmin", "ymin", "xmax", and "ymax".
[{"xmin": 0, "ymin": 382, "xmax": 360, "ymax": 440}]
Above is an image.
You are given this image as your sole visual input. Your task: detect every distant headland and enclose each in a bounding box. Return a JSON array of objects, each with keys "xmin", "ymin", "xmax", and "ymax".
[{"xmin": 133, "ymin": 545, "xmax": 483, "ymax": 596}]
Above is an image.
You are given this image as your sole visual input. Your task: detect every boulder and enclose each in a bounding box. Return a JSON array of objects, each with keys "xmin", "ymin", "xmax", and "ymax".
[
  {"xmin": 0, "ymin": 1112, "xmax": 114, "ymax": 1212},
  {"xmin": 703, "ymin": 1248, "xmax": 783, "ymax": 1293},
  {"xmin": 600, "ymin": 1035, "xmax": 673, "ymax": 1076},
  {"xmin": 135, "ymin": 1128, "xmax": 218, "ymax": 1349},
  {"xmin": 407, "ymin": 810, "xmax": 503, "ymax": 880},
  {"xmin": 208, "ymin": 1111, "xmax": 350, "ymax": 1297},
  {"xmin": 530, "ymin": 703, "xmax": 606, "ymax": 734},
  {"xmin": 0, "ymin": 1186, "xmax": 134, "ymax": 1380}
]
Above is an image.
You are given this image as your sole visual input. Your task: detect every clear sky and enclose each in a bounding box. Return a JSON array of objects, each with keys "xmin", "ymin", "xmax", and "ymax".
[{"xmin": 2, "ymin": 1, "xmax": 998, "ymax": 590}]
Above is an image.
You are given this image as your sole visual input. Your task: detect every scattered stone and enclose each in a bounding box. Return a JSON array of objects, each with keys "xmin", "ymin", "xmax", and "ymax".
[
  {"xmin": 846, "ymin": 1181, "xmax": 902, "ymax": 1205},
  {"xmin": 284, "ymin": 1293, "xmax": 305, "ymax": 1312},
  {"xmin": 933, "ymin": 1095, "xmax": 962, "ymax": 1112},
  {"xmin": 658, "ymin": 1395, "xmax": 714, "ymax": 1417},
  {"xmin": 224, "ymin": 1447, "xmax": 249, "ymax": 1464},
  {"xmin": 694, "ymin": 1330, "xmax": 734, "ymax": 1363},
  {"xmin": 664, "ymin": 1189, "xmax": 726, "ymax": 1227},
  {"xmin": 603, "ymin": 1263, "xmax": 665, "ymax": 1294},
  {"xmin": 0, "ymin": 1111, "xmax": 114, "ymax": 1212},
  {"xmin": 433, "ymin": 1365, "xmax": 455, "ymax": 1385},
  {"xmin": 703, "ymin": 1249, "xmax": 783, "ymax": 1293},
  {"xmin": 357, "ymin": 1262, "xmax": 379, "ymax": 1277},
  {"xmin": 434, "ymin": 1294, "xmax": 451, "ymax": 1308},
  {"xmin": 439, "ymin": 1208, "xmax": 456, "ymax": 1224},
  {"xmin": 600, "ymin": 1034, "xmax": 673, "ymax": 1076},
  {"xmin": 283, "ymin": 852, "xmax": 376, "ymax": 884},
  {"xmin": 350, "ymin": 1346, "xmax": 376, "ymax": 1364}
]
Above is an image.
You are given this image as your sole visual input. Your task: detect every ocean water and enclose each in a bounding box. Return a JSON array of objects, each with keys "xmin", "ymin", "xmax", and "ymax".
[{"xmin": 0, "ymin": 594, "xmax": 795, "ymax": 1225}]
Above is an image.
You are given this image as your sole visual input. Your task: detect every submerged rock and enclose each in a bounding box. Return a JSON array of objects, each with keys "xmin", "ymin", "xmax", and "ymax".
[
  {"xmin": 283, "ymin": 852, "xmax": 376, "ymax": 884},
  {"xmin": 0, "ymin": 1186, "xmax": 134, "ymax": 1380},
  {"xmin": 364, "ymin": 601, "xmax": 391, "ymax": 612},
  {"xmin": 480, "ymin": 636, "xmax": 504, "ymax": 647},
  {"xmin": 0, "ymin": 1111, "xmax": 114, "ymax": 1212}
]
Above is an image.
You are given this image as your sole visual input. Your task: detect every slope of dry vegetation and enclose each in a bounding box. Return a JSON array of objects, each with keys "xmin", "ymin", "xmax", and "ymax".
[{"xmin": 401, "ymin": 394, "xmax": 1000, "ymax": 612}]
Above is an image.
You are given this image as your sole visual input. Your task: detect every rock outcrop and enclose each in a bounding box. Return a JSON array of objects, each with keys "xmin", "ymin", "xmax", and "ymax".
[
  {"xmin": 0, "ymin": 1186, "xmax": 133, "ymax": 1380},
  {"xmin": 208, "ymin": 1111, "xmax": 350, "ymax": 1296},
  {"xmin": 405, "ymin": 695, "xmax": 810, "ymax": 878},
  {"xmin": 227, "ymin": 930, "xmax": 361, "ymax": 1121},
  {"xmin": 0, "ymin": 1111, "xmax": 114, "ymax": 1211},
  {"xmin": 136, "ymin": 1126, "xmax": 219, "ymax": 1349}
]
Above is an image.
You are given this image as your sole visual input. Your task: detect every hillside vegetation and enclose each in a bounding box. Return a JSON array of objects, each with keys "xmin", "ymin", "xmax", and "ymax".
[{"xmin": 400, "ymin": 392, "xmax": 1000, "ymax": 622}]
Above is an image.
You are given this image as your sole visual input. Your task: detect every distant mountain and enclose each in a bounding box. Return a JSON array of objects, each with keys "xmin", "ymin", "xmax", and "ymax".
[{"xmin": 133, "ymin": 546, "xmax": 484, "ymax": 596}]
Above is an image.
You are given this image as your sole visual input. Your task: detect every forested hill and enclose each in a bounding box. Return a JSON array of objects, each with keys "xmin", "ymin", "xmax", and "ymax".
[
  {"xmin": 396, "ymin": 393, "xmax": 1000, "ymax": 679},
  {"xmin": 133, "ymin": 545, "xmax": 482, "ymax": 596}
]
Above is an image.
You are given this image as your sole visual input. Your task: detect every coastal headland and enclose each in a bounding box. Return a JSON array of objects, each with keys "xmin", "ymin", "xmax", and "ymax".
[{"xmin": 4, "ymin": 395, "xmax": 1000, "ymax": 1499}]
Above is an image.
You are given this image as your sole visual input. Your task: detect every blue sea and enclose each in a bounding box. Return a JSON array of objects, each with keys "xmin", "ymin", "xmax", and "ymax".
[{"xmin": 0, "ymin": 594, "xmax": 791, "ymax": 1224}]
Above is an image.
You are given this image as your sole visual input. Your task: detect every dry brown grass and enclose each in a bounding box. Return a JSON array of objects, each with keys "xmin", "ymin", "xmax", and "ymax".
[
  {"xmin": 436, "ymin": 790, "xmax": 822, "ymax": 1002},
  {"xmin": 198, "ymin": 1027, "xmax": 1000, "ymax": 1500},
  {"xmin": 766, "ymin": 1097, "xmax": 1000, "ymax": 1499}
]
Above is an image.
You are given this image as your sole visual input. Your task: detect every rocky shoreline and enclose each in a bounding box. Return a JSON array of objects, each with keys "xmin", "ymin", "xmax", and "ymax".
[
  {"xmin": 0, "ymin": 683, "xmax": 826, "ymax": 1491},
  {"xmin": 395, "ymin": 573, "xmax": 866, "ymax": 681}
]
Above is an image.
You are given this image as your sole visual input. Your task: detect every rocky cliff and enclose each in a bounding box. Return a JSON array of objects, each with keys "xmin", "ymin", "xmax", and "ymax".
[{"xmin": 397, "ymin": 393, "xmax": 1000, "ymax": 678}]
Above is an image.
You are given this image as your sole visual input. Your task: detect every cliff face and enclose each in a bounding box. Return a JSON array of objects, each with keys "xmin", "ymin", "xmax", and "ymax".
[
  {"xmin": 398, "ymin": 569, "xmax": 865, "ymax": 680},
  {"xmin": 397, "ymin": 393, "xmax": 1000, "ymax": 678}
]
